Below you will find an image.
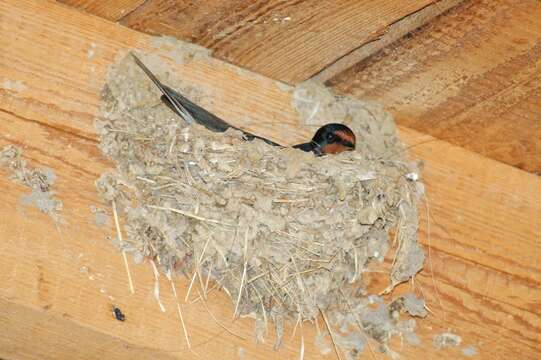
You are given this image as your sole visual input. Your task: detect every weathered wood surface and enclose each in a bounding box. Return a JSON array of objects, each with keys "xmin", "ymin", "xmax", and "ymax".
[
  {"xmin": 330, "ymin": 0, "xmax": 541, "ymax": 175},
  {"xmin": 310, "ymin": 0, "xmax": 463, "ymax": 82},
  {"xmin": 60, "ymin": 0, "xmax": 460, "ymax": 84},
  {"xmin": 56, "ymin": 0, "xmax": 146, "ymax": 21},
  {"xmin": 1, "ymin": 1, "xmax": 540, "ymax": 359}
]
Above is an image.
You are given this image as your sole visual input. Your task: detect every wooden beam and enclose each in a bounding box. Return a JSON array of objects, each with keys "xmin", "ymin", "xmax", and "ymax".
[
  {"xmin": 310, "ymin": 0, "xmax": 463, "ymax": 82},
  {"xmin": 59, "ymin": 0, "xmax": 464, "ymax": 84},
  {"xmin": 56, "ymin": 0, "xmax": 146, "ymax": 21},
  {"xmin": 114, "ymin": 0, "xmax": 457, "ymax": 84},
  {"xmin": 329, "ymin": 0, "xmax": 541, "ymax": 175},
  {"xmin": 0, "ymin": 1, "xmax": 540, "ymax": 359}
]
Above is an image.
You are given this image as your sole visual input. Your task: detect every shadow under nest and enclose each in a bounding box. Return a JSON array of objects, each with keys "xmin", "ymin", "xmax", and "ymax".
[{"xmin": 95, "ymin": 49, "xmax": 427, "ymax": 359}]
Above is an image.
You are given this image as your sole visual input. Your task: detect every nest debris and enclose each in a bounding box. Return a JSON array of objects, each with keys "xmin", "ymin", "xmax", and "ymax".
[
  {"xmin": 433, "ymin": 331, "xmax": 462, "ymax": 349},
  {"xmin": 0, "ymin": 145, "xmax": 62, "ymax": 221},
  {"xmin": 95, "ymin": 48, "xmax": 427, "ymax": 359}
]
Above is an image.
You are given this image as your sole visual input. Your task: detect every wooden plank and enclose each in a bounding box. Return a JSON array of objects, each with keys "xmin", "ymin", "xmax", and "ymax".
[
  {"xmin": 56, "ymin": 0, "xmax": 146, "ymax": 21},
  {"xmin": 311, "ymin": 0, "xmax": 463, "ymax": 82},
  {"xmin": 114, "ymin": 0, "xmax": 450, "ymax": 84},
  {"xmin": 1, "ymin": 1, "xmax": 540, "ymax": 359},
  {"xmin": 329, "ymin": 0, "xmax": 541, "ymax": 175}
]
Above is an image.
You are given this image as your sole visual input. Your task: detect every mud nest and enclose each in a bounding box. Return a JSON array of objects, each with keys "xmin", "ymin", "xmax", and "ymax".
[{"xmin": 96, "ymin": 49, "xmax": 427, "ymax": 358}]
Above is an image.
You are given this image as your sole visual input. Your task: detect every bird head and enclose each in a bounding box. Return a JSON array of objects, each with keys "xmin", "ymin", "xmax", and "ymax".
[{"xmin": 309, "ymin": 123, "xmax": 356, "ymax": 155}]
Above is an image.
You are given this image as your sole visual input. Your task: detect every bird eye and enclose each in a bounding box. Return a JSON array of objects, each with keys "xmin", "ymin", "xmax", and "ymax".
[{"xmin": 326, "ymin": 132, "xmax": 335, "ymax": 141}]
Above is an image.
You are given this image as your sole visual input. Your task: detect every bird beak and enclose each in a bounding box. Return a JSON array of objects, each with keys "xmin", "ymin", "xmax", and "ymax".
[{"xmin": 312, "ymin": 146, "xmax": 323, "ymax": 156}]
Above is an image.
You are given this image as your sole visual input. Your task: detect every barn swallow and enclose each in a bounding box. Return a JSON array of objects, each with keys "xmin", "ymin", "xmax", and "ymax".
[
  {"xmin": 292, "ymin": 123, "xmax": 356, "ymax": 156},
  {"xmin": 131, "ymin": 53, "xmax": 355, "ymax": 155}
]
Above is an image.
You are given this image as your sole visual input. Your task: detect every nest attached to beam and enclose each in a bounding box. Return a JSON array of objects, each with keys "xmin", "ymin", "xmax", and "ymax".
[{"xmin": 96, "ymin": 50, "xmax": 426, "ymax": 358}]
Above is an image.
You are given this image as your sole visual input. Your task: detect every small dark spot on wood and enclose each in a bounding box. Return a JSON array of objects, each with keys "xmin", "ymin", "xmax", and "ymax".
[{"xmin": 112, "ymin": 306, "xmax": 126, "ymax": 321}]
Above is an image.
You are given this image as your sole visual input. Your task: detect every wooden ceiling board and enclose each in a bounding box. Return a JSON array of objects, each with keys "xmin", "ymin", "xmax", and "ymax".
[
  {"xmin": 57, "ymin": 0, "xmax": 147, "ymax": 21},
  {"xmin": 118, "ymin": 0, "xmax": 447, "ymax": 83},
  {"xmin": 329, "ymin": 0, "xmax": 541, "ymax": 174}
]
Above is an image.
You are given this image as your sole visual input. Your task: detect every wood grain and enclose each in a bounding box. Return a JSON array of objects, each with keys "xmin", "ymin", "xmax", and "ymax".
[
  {"xmin": 310, "ymin": 0, "xmax": 463, "ymax": 82},
  {"xmin": 329, "ymin": 0, "xmax": 541, "ymax": 175},
  {"xmin": 115, "ymin": 0, "xmax": 448, "ymax": 84},
  {"xmin": 1, "ymin": 1, "xmax": 540, "ymax": 359},
  {"xmin": 56, "ymin": 0, "xmax": 146, "ymax": 21}
]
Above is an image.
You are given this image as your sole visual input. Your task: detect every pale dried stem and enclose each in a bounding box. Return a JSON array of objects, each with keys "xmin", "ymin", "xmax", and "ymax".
[
  {"xmin": 150, "ymin": 260, "xmax": 166, "ymax": 312},
  {"xmin": 148, "ymin": 205, "xmax": 233, "ymax": 226},
  {"xmin": 112, "ymin": 199, "xmax": 135, "ymax": 294},
  {"xmin": 233, "ymin": 229, "xmax": 249, "ymax": 319},
  {"xmin": 319, "ymin": 307, "xmax": 343, "ymax": 360},
  {"xmin": 197, "ymin": 289, "xmax": 247, "ymax": 340},
  {"xmin": 168, "ymin": 274, "xmax": 191, "ymax": 349}
]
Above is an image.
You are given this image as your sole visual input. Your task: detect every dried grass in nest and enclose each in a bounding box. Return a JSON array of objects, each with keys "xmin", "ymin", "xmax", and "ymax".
[{"xmin": 96, "ymin": 49, "xmax": 427, "ymax": 358}]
